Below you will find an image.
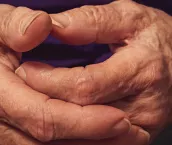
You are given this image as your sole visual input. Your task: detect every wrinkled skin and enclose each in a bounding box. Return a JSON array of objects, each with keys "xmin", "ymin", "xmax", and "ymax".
[
  {"xmin": 0, "ymin": 0, "xmax": 172, "ymax": 145},
  {"xmin": 0, "ymin": 3, "xmax": 139, "ymax": 145},
  {"xmin": 15, "ymin": 0, "xmax": 172, "ymax": 144},
  {"xmin": 0, "ymin": 122, "xmax": 149, "ymax": 145}
]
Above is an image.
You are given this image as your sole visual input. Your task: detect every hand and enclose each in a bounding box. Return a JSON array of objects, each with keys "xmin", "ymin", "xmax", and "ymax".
[
  {"xmin": 0, "ymin": 121, "xmax": 149, "ymax": 145},
  {"xmin": 16, "ymin": 0, "xmax": 172, "ymax": 144},
  {"xmin": 0, "ymin": 122, "xmax": 42, "ymax": 145},
  {"xmin": 0, "ymin": 4, "xmax": 131, "ymax": 143}
]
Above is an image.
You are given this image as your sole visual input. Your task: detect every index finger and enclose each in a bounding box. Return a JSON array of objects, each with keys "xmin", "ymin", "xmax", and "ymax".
[
  {"xmin": 15, "ymin": 42, "xmax": 159, "ymax": 105},
  {"xmin": 1, "ymin": 67, "xmax": 130, "ymax": 142},
  {"xmin": 15, "ymin": 0, "xmax": 159, "ymax": 105}
]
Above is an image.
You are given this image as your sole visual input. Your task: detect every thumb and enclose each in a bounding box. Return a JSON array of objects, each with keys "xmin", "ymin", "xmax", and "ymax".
[
  {"xmin": 50, "ymin": 0, "xmax": 146, "ymax": 45},
  {"xmin": 0, "ymin": 4, "xmax": 52, "ymax": 52}
]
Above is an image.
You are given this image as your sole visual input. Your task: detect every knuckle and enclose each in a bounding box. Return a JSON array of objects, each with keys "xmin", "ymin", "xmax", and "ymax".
[
  {"xmin": 75, "ymin": 77, "xmax": 93, "ymax": 105},
  {"xmin": 74, "ymin": 70, "xmax": 97, "ymax": 105},
  {"xmin": 0, "ymin": 48, "xmax": 19, "ymax": 70},
  {"xmin": 80, "ymin": 5, "xmax": 101, "ymax": 23},
  {"xmin": 146, "ymin": 60, "xmax": 169, "ymax": 87},
  {"xmin": 80, "ymin": 5, "xmax": 110, "ymax": 31},
  {"xmin": 129, "ymin": 94, "xmax": 169, "ymax": 129},
  {"xmin": 142, "ymin": 113, "xmax": 166, "ymax": 129},
  {"xmin": 31, "ymin": 103, "xmax": 55, "ymax": 142},
  {"xmin": 112, "ymin": 0, "xmax": 144, "ymax": 17},
  {"xmin": 114, "ymin": 0, "xmax": 150, "ymax": 32},
  {"xmin": 133, "ymin": 54, "xmax": 169, "ymax": 90}
]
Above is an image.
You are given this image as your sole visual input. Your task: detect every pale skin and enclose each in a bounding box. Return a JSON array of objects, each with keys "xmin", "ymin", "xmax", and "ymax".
[{"xmin": 0, "ymin": 0, "xmax": 172, "ymax": 145}]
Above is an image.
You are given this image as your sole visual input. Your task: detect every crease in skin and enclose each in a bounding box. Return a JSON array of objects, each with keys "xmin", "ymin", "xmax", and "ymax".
[
  {"xmin": 5, "ymin": 1, "xmax": 171, "ymax": 144},
  {"xmin": 19, "ymin": 11, "xmax": 42, "ymax": 35}
]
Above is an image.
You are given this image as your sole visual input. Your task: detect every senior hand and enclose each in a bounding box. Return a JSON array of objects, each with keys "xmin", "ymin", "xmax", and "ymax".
[
  {"xmin": 0, "ymin": 121, "xmax": 149, "ymax": 145},
  {"xmin": 0, "ymin": 4, "xmax": 132, "ymax": 144},
  {"xmin": 16, "ymin": 0, "xmax": 172, "ymax": 144}
]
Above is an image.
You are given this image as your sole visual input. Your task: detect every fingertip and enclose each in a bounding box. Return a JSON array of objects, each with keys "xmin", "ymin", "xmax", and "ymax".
[
  {"xmin": 83, "ymin": 105, "xmax": 130, "ymax": 139},
  {"xmin": 15, "ymin": 61, "xmax": 54, "ymax": 84},
  {"xmin": 129, "ymin": 126, "xmax": 150, "ymax": 145},
  {"xmin": 138, "ymin": 129, "xmax": 150, "ymax": 145},
  {"xmin": 11, "ymin": 11, "xmax": 52, "ymax": 52},
  {"xmin": 50, "ymin": 11, "xmax": 97, "ymax": 45}
]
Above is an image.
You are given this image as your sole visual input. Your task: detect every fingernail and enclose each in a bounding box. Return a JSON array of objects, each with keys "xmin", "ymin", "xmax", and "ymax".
[
  {"xmin": 19, "ymin": 11, "xmax": 42, "ymax": 35},
  {"xmin": 112, "ymin": 118, "xmax": 131, "ymax": 136},
  {"xmin": 51, "ymin": 18, "xmax": 65, "ymax": 28},
  {"xmin": 15, "ymin": 66, "xmax": 26, "ymax": 80},
  {"xmin": 51, "ymin": 14, "xmax": 70, "ymax": 28},
  {"xmin": 139, "ymin": 129, "xmax": 150, "ymax": 144}
]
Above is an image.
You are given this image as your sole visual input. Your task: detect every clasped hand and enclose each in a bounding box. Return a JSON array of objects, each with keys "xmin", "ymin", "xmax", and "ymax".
[{"xmin": 0, "ymin": 1, "xmax": 172, "ymax": 145}]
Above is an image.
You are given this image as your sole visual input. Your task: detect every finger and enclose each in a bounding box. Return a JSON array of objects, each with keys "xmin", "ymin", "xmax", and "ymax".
[
  {"xmin": 110, "ymin": 93, "xmax": 166, "ymax": 141},
  {"xmin": 15, "ymin": 0, "xmax": 156, "ymax": 105},
  {"xmin": 49, "ymin": 125, "xmax": 150, "ymax": 145},
  {"xmin": 0, "ymin": 67, "xmax": 130, "ymax": 142},
  {"xmin": 0, "ymin": 4, "xmax": 52, "ymax": 52},
  {"xmin": 50, "ymin": 0, "xmax": 147, "ymax": 45},
  {"xmin": 0, "ymin": 122, "xmax": 42, "ymax": 145},
  {"xmin": 15, "ymin": 42, "xmax": 159, "ymax": 105}
]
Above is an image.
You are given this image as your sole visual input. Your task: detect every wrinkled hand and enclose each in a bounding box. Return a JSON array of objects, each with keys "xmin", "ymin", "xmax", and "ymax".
[
  {"xmin": 16, "ymin": 0, "xmax": 172, "ymax": 144},
  {"xmin": 0, "ymin": 4, "xmax": 133, "ymax": 144},
  {"xmin": 0, "ymin": 121, "xmax": 149, "ymax": 145}
]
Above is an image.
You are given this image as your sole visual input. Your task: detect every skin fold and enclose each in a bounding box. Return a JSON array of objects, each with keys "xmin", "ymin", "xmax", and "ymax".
[
  {"xmin": 0, "ymin": 2, "xmax": 140, "ymax": 145},
  {"xmin": 0, "ymin": 0, "xmax": 172, "ymax": 145}
]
